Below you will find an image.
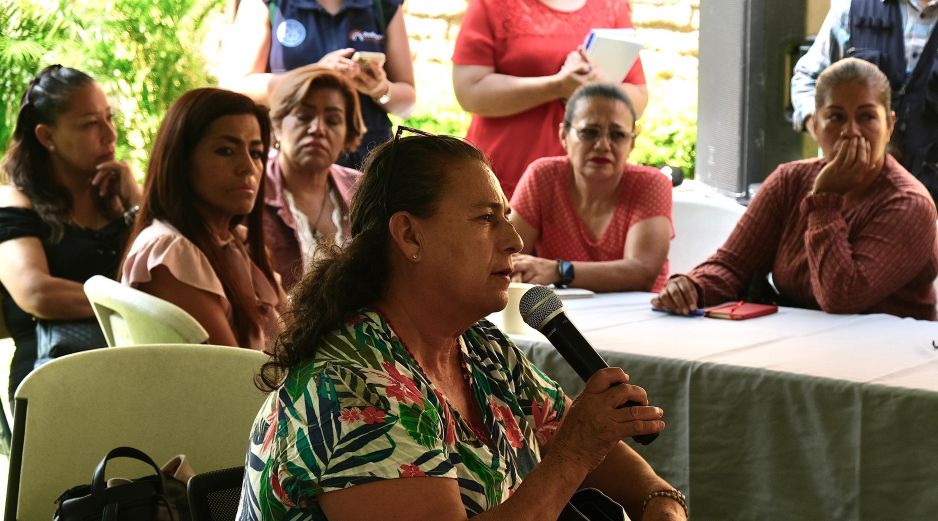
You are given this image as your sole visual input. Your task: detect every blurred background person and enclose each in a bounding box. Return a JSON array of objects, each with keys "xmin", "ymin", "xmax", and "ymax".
[
  {"xmin": 658, "ymin": 58, "xmax": 937, "ymax": 320},
  {"xmin": 0, "ymin": 65, "xmax": 141, "ymax": 399},
  {"xmin": 791, "ymin": 0, "xmax": 938, "ymax": 203},
  {"xmin": 452, "ymin": 0, "xmax": 647, "ymax": 197},
  {"xmin": 265, "ymin": 66, "xmax": 366, "ymax": 289},
  {"xmin": 238, "ymin": 132, "xmax": 685, "ymax": 521},
  {"xmin": 122, "ymin": 88, "xmax": 284, "ymax": 349},
  {"xmin": 220, "ymin": 0, "xmax": 416, "ymax": 169},
  {"xmin": 510, "ymin": 84, "xmax": 671, "ymax": 293}
]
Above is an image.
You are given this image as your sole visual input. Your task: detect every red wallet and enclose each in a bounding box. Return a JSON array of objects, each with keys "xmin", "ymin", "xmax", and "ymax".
[{"xmin": 704, "ymin": 301, "xmax": 778, "ymax": 320}]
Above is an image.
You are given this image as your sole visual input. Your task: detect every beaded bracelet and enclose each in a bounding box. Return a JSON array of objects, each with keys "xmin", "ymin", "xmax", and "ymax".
[{"xmin": 642, "ymin": 489, "xmax": 688, "ymax": 518}]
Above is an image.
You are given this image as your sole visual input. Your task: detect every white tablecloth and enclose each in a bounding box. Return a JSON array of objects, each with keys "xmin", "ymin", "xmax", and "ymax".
[{"xmin": 489, "ymin": 292, "xmax": 938, "ymax": 521}]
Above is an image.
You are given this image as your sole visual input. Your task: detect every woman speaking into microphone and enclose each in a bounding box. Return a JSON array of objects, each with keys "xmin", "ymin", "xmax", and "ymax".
[{"xmin": 238, "ymin": 131, "xmax": 685, "ymax": 520}]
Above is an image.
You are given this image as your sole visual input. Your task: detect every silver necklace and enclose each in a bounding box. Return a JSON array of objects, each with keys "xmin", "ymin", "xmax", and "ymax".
[{"xmin": 311, "ymin": 188, "xmax": 330, "ymax": 241}]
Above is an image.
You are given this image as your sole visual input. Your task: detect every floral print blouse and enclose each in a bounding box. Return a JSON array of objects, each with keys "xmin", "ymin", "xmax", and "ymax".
[{"xmin": 237, "ymin": 310, "xmax": 567, "ymax": 520}]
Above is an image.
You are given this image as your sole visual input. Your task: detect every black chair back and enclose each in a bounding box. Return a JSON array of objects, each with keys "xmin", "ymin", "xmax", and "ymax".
[{"xmin": 187, "ymin": 467, "xmax": 244, "ymax": 521}]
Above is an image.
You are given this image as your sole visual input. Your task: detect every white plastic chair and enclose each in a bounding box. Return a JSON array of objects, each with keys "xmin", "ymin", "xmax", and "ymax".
[
  {"xmin": 669, "ymin": 190, "xmax": 746, "ymax": 275},
  {"xmin": 4, "ymin": 343, "xmax": 269, "ymax": 521},
  {"xmin": 1, "ymin": 296, "xmax": 15, "ymax": 451},
  {"xmin": 0, "ymin": 336, "xmax": 11, "ymax": 454},
  {"xmin": 84, "ymin": 275, "xmax": 209, "ymax": 346}
]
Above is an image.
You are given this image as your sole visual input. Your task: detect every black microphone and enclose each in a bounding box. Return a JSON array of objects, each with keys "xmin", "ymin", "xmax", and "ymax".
[{"xmin": 519, "ymin": 285, "xmax": 658, "ymax": 445}]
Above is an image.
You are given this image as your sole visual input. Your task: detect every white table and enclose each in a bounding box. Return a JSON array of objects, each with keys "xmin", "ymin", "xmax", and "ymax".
[{"xmin": 489, "ymin": 292, "xmax": 938, "ymax": 521}]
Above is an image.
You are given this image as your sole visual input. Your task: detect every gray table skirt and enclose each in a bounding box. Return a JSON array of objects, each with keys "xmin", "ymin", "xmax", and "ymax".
[{"xmin": 516, "ymin": 339, "xmax": 938, "ymax": 521}]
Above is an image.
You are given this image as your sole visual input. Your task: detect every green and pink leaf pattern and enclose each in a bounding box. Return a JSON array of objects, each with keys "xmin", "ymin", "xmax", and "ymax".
[{"xmin": 238, "ymin": 313, "xmax": 567, "ymax": 520}]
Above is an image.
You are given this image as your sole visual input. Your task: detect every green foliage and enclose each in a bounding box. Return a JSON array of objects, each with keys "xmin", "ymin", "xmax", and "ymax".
[
  {"xmin": 389, "ymin": 109, "xmax": 472, "ymax": 137},
  {"xmin": 391, "ymin": 102, "xmax": 697, "ymax": 178},
  {"xmin": 0, "ymin": 0, "xmax": 224, "ymax": 176},
  {"xmin": 1, "ymin": 0, "xmax": 698, "ymax": 180},
  {"xmin": 629, "ymin": 100, "xmax": 698, "ymax": 178},
  {"xmin": 0, "ymin": 0, "xmax": 73, "ymax": 151}
]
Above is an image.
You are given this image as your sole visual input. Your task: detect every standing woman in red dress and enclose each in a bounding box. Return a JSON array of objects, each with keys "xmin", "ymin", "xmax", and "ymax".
[{"xmin": 452, "ymin": 0, "xmax": 648, "ymax": 198}]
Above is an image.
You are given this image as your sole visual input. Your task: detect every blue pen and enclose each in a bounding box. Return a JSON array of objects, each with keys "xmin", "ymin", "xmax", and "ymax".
[
  {"xmin": 652, "ymin": 307, "xmax": 704, "ymax": 317},
  {"xmin": 584, "ymin": 31, "xmax": 596, "ymax": 50}
]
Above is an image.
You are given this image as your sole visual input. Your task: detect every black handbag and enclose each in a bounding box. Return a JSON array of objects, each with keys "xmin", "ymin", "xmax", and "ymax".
[
  {"xmin": 558, "ymin": 488, "xmax": 627, "ymax": 521},
  {"xmin": 34, "ymin": 317, "xmax": 107, "ymax": 367},
  {"xmin": 53, "ymin": 446, "xmax": 190, "ymax": 521}
]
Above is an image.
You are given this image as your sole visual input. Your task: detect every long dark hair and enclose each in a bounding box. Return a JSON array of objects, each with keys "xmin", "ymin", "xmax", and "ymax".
[
  {"xmin": 258, "ymin": 134, "xmax": 488, "ymax": 390},
  {"xmin": 128, "ymin": 88, "xmax": 276, "ymax": 347},
  {"xmin": 1, "ymin": 65, "xmax": 95, "ymax": 242}
]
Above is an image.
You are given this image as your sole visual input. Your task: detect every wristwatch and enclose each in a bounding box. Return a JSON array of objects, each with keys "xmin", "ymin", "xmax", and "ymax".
[
  {"xmin": 374, "ymin": 83, "xmax": 391, "ymax": 105},
  {"xmin": 555, "ymin": 259, "xmax": 575, "ymax": 288}
]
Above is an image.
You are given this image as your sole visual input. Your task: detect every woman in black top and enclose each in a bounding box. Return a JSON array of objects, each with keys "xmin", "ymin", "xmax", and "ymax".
[{"xmin": 0, "ymin": 65, "xmax": 142, "ymax": 399}]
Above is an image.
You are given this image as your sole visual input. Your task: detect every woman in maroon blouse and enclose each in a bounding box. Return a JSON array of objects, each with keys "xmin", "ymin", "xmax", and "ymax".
[{"xmin": 654, "ymin": 58, "xmax": 937, "ymax": 321}]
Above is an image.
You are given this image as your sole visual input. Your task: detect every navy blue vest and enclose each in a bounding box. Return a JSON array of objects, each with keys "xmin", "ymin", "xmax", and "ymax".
[
  {"xmin": 849, "ymin": 0, "xmax": 938, "ymax": 201},
  {"xmin": 266, "ymin": 0, "xmax": 401, "ymax": 169}
]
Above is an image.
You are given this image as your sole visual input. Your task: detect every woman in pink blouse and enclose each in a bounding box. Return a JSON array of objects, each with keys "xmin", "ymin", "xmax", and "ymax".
[
  {"xmin": 122, "ymin": 88, "xmax": 285, "ymax": 349},
  {"xmin": 654, "ymin": 58, "xmax": 938, "ymax": 321},
  {"xmin": 510, "ymin": 83, "xmax": 672, "ymax": 293}
]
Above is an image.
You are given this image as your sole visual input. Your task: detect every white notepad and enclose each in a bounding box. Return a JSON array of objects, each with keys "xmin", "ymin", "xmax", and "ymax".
[
  {"xmin": 554, "ymin": 288, "xmax": 595, "ymax": 299},
  {"xmin": 583, "ymin": 28, "xmax": 643, "ymax": 83}
]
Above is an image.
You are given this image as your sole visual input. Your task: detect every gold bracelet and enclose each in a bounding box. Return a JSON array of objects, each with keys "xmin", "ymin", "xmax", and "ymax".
[{"xmin": 642, "ymin": 489, "xmax": 688, "ymax": 518}]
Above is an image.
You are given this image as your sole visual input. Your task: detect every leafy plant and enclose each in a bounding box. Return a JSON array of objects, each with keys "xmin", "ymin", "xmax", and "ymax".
[
  {"xmin": 630, "ymin": 100, "xmax": 698, "ymax": 178},
  {"xmin": 0, "ymin": 0, "xmax": 224, "ymax": 176},
  {"xmin": 391, "ymin": 99, "xmax": 697, "ymax": 178},
  {"xmin": 0, "ymin": 0, "xmax": 75, "ymax": 152},
  {"xmin": 390, "ymin": 109, "xmax": 472, "ymax": 137}
]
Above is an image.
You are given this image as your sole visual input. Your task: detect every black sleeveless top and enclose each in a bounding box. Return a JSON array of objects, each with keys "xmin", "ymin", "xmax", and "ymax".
[{"xmin": 0, "ymin": 207, "xmax": 129, "ymax": 393}]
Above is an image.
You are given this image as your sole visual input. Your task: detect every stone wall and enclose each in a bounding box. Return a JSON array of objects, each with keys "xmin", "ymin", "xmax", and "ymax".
[{"xmin": 403, "ymin": 0, "xmax": 700, "ymax": 118}]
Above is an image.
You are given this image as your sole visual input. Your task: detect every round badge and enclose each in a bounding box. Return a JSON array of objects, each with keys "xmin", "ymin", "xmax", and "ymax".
[{"xmin": 276, "ymin": 19, "xmax": 306, "ymax": 48}]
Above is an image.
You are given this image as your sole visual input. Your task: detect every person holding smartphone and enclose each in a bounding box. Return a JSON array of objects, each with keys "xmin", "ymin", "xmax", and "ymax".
[
  {"xmin": 654, "ymin": 59, "xmax": 937, "ymax": 321},
  {"xmin": 219, "ymin": 0, "xmax": 416, "ymax": 169}
]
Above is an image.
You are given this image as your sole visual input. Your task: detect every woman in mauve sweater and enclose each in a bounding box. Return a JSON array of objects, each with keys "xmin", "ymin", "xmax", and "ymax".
[{"xmin": 653, "ymin": 58, "xmax": 937, "ymax": 321}]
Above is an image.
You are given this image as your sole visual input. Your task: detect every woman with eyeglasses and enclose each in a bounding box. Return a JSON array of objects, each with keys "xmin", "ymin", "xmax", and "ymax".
[
  {"xmin": 510, "ymin": 83, "xmax": 672, "ymax": 292},
  {"xmin": 653, "ymin": 58, "xmax": 937, "ymax": 320},
  {"xmin": 238, "ymin": 131, "xmax": 685, "ymax": 521}
]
